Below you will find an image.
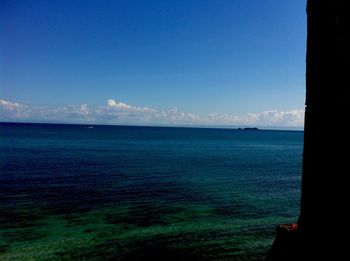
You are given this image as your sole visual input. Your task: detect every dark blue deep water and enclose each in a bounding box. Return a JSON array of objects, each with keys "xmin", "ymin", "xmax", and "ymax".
[{"xmin": 0, "ymin": 123, "xmax": 303, "ymax": 260}]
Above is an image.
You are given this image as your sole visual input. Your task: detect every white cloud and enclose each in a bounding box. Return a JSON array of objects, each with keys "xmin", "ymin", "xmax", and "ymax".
[
  {"xmin": 0, "ymin": 99, "xmax": 29, "ymax": 119},
  {"xmin": 107, "ymin": 99, "xmax": 117, "ymax": 107},
  {"xmin": 0, "ymin": 99, "xmax": 24, "ymax": 110},
  {"xmin": 79, "ymin": 104, "xmax": 89, "ymax": 115},
  {"xmin": 0, "ymin": 98, "xmax": 304, "ymax": 128},
  {"xmin": 107, "ymin": 98, "xmax": 154, "ymax": 113},
  {"xmin": 244, "ymin": 109, "xmax": 305, "ymax": 127},
  {"xmin": 107, "ymin": 99, "xmax": 131, "ymax": 110}
]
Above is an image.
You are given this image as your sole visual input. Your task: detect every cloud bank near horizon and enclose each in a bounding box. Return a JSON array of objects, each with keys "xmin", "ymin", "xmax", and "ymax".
[{"xmin": 0, "ymin": 99, "xmax": 304, "ymax": 128}]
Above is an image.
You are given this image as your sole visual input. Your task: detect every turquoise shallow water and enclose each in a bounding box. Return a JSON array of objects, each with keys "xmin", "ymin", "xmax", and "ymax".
[{"xmin": 0, "ymin": 123, "xmax": 303, "ymax": 260}]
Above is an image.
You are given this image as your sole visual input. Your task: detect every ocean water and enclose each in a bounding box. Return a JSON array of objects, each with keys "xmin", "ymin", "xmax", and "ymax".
[{"xmin": 0, "ymin": 123, "xmax": 303, "ymax": 260}]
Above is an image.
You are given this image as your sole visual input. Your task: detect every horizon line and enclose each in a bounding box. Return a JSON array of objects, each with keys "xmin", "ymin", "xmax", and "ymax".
[{"xmin": 0, "ymin": 121, "xmax": 304, "ymax": 131}]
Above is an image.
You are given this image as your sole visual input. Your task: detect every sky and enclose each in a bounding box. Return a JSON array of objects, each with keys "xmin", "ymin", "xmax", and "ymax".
[{"xmin": 0, "ymin": 0, "xmax": 307, "ymax": 128}]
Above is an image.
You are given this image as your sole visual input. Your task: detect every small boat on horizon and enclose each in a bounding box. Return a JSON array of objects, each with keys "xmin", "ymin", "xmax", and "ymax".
[{"xmin": 88, "ymin": 126, "xmax": 94, "ymax": 129}]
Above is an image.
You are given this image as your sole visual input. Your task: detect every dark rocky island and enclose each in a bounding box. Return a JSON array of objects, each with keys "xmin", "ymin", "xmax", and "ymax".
[{"xmin": 238, "ymin": 127, "xmax": 259, "ymax": 130}]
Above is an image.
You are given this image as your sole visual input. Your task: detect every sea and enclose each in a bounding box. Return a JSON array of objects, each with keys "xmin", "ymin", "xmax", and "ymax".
[{"xmin": 0, "ymin": 122, "xmax": 303, "ymax": 260}]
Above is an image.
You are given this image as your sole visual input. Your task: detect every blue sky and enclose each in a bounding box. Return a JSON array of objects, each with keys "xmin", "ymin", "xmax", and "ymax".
[{"xmin": 1, "ymin": 0, "xmax": 306, "ymax": 127}]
